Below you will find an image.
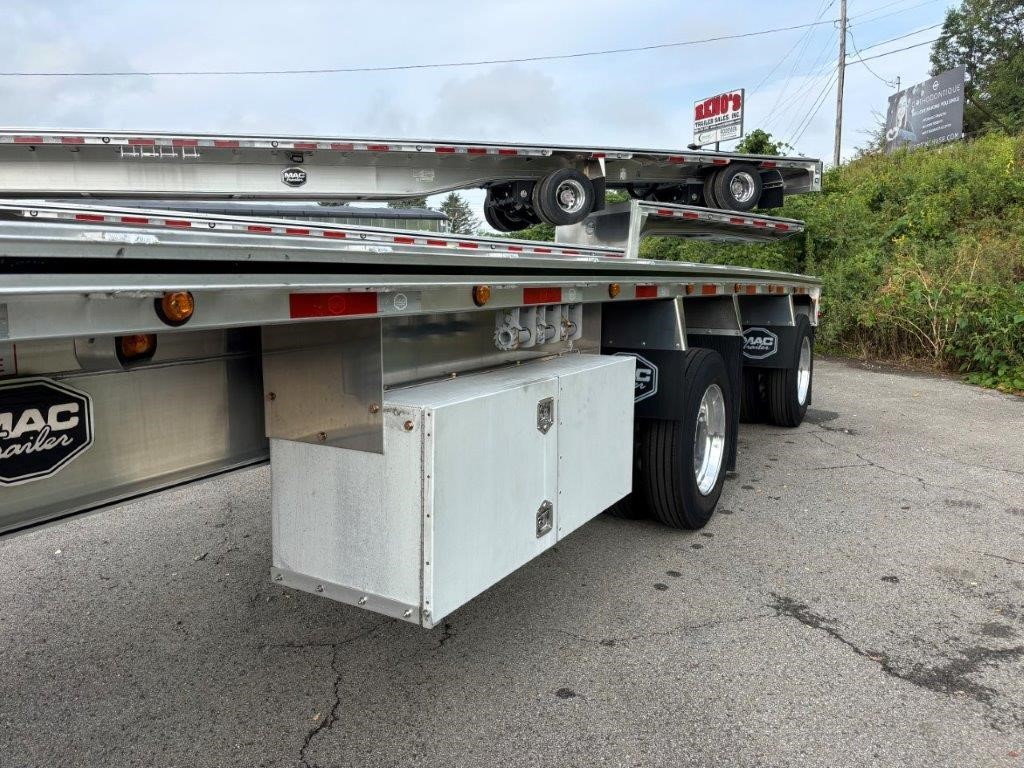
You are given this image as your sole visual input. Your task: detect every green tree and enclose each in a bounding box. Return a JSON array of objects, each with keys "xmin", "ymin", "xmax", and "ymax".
[
  {"xmin": 438, "ymin": 192, "xmax": 480, "ymax": 235},
  {"xmin": 930, "ymin": 0, "xmax": 1024, "ymax": 133},
  {"xmin": 735, "ymin": 129, "xmax": 793, "ymax": 156},
  {"xmin": 388, "ymin": 196, "xmax": 429, "ymax": 209}
]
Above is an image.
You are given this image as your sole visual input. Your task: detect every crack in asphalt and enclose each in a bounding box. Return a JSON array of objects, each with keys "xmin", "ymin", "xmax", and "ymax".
[
  {"xmin": 768, "ymin": 593, "xmax": 1024, "ymax": 731},
  {"xmin": 981, "ymin": 552, "xmax": 1024, "ymax": 567},
  {"xmin": 437, "ymin": 621, "xmax": 454, "ymax": 648},
  {"xmin": 559, "ymin": 612, "xmax": 773, "ymax": 646},
  {"xmin": 807, "ymin": 430, "xmax": 1011, "ymax": 506},
  {"xmin": 298, "ymin": 643, "xmax": 343, "ymax": 768},
  {"xmin": 290, "ymin": 621, "xmax": 394, "ymax": 768}
]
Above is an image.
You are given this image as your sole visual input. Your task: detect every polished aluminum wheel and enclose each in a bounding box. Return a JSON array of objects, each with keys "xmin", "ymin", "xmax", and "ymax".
[
  {"xmin": 554, "ymin": 179, "xmax": 588, "ymax": 215},
  {"xmin": 729, "ymin": 171, "xmax": 758, "ymax": 204},
  {"xmin": 693, "ymin": 383, "xmax": 727, "ymax": 496},
  {"xmin": 796, "ymin": 337, "xmax": 812, "ymax": 405}
]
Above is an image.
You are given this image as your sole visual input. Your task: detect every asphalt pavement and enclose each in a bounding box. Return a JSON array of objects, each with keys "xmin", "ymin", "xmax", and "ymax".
[{"xmin": 2, "ymin": 357, "xmax": 1023, "ymax": 768}]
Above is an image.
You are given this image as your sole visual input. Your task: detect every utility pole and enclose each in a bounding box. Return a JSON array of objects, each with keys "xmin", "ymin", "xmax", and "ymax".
[{"xmin": 833, "ymin": 0, "xmax": 847, "ymax": 167}]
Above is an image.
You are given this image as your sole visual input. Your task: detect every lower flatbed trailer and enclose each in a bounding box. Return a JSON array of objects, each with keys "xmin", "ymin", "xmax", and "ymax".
[{"xmin": 0, "ymin": 198, "xmax": 819, "ymax": 628}]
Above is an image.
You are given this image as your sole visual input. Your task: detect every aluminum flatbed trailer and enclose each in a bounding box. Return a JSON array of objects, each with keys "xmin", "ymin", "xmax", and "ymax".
[
  {"xmin": 0, "ymin": 129, "xmax": 822, "ymax": 231},
  {"xmin": 0, "ymin": 197, "xmax": 819, "ymax": 628}
]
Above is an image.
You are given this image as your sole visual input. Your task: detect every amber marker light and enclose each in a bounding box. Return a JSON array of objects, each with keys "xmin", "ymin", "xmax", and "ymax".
[
  {"xmin": 156, "ymin": 291, "xmax": 195, "ymax": 326},
  {"xmin": 608, "ymin": 283, "xmax": 621, "ymax": 298},
  {"xmin": 116, "ymin": 334, "xmax": 157, "ymax": 364},
  {"xmin": 472, "ymin": 285, "xmax": 492, "ymax": 306}
]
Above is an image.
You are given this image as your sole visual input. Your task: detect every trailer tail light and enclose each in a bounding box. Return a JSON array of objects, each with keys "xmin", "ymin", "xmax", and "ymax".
[
  {"xmin": 156, "ymin": 291, "xmax": 195, "ymax": 326},
  {"xmin": 116, "ymin": 334, "xmax": 157, "ymax": 364},
  {"xmin": 472, "ymin": 285, "xmax": 492, "ymax": 306}
]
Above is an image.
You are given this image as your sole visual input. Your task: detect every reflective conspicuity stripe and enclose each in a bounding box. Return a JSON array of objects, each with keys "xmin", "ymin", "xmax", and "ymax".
[
  {"xmin": 11, "ymin": 204, "xmax": 622, "ymax": 261},
  {"xmin": 289, "ymin": 293, "xmax": 378, "ymax": 318},
  {"xmin": 653, "ymin": 206, "xmax": 800, "ymax": 233},
  {"xmin": 0, "ymin": 131, "xmax": 820, "ymax": 171},
  {"xmin": 523, "ymin": 287, "xmax": 563, "ymax": 305}
]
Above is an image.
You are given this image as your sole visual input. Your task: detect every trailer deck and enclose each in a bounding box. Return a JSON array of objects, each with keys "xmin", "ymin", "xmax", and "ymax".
[{"xmin": 0, "ymin": 139, "xmax": 823, "ymax": 627}]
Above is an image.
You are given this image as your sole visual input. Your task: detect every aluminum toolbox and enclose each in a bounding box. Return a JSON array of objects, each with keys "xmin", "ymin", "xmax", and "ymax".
[{"xmin": 270, "ymin": 353, "xmax": 634, "ymax": 627}]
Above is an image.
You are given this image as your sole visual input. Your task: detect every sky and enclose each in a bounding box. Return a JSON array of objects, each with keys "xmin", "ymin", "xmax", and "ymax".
[{"xmin": 1, "ymin": 0, "xmax": 953, "ymax": 225}]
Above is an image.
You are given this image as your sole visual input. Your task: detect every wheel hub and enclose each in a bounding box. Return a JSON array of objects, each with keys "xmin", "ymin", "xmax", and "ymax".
[
  {"xmin": 555, "ymin": 179, "xmax": 587, "ymax": 214},
  {"xmin": 729, "ymin": 172, "xmax": 757, "ymax": 204},
  {"xmin": 797, "ymin": 337, "xmax": 812, "ymax": 405},
  {"xmin": 693, "ymin": 383, "xmax": 727, "ymax": 496}
]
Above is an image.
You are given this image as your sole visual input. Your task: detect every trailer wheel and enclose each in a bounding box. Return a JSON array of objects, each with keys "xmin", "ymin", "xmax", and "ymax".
[
  {"xmin": 607, "ymin": 421, "xmax": 651, "ymax": 520},
  {"xmin": 740, "ymin": 370, "xmax": 770, "ymax": 423},
  {"xmin": 641, "ymin": 349, "xmax": 731, "ymax": 529},
  {"xmin": 702, "ymin": 174, "xmax": 720, "ymax": 209},
  {"xmin": 711, "ymin": 164, "xmax": 763, "ymax": 212},
  {"xmin": 532, "ymin": 169, "xmax": 595, "ymax": 226},
  {"xmin": 767, "ymin": 315, "xmax": 813, "ymax": 427},
  {"xmin": 484, "ymin": 202, "xmax": 528, "ymax": 232}
]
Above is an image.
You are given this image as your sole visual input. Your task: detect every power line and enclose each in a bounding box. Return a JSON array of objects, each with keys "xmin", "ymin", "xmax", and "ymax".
[
  {"xmin": 849, "ymin": 22, "xmax": 943, "ymax": 53},
  {"xmin": 761, "ymin": 18, "xmax": 942, "ymax": 126},
  {"xmin": 847, "ymin": 29, "xmax": 898, "ymax": 86},
  {"xmin": 793, "ymin": 71, "xmax": 841, "ymax": 145},
  {"xmin": 848, "ymin": 37, "xmax": 938, "ymax": 63},
  {"xmin": 0, "ymin": 19, "xmax": 843, "ymax": 78},
  {"xmin": 849, "ymin": 0, "xmax": 945, "ymax": 25},
  {"xmin": 751, "ymin": 0, "xmax": 837, "ymax": 97},
  {"xmin": 766, "ymin": 31, "xmax": 839, "ymax": 135}
]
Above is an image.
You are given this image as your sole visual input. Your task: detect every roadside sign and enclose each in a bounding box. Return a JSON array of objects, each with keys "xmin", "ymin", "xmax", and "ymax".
[
  {"xmin": 884, "ymin": 66, "xmax": 965, "ymax": 153},
  {"xmin": 693, "ymin": 89, "xmax": 745, "ymax": 146}
]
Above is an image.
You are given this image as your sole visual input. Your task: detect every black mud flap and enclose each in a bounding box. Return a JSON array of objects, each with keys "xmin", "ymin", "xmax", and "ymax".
[
  {"xmin": 686, "ymin": 334, "xmax": 741, "ymax": 473},
  {"xmin": 604, "ymin": 338, "xmax": 741, "ymax": 473},
  {"xmin": 740, "ymin": 324, "xmax": 814, "ymax": 369}
]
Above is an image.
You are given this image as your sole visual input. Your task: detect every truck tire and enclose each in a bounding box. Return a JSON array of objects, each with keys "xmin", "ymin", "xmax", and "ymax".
[
  {"xmin": 484, "ymin": 201, "xmax": 526, "ymax": 232},
  {"xmin": 711, "ymin": 164, "xmax": 763, "ymax": 212},
  {"xmin": 532, "ymin": 169, "xmax": 595, "ymax": 226},
  {"xmin": 641, "ymin": 349, "xmax": 731, "ymax": 529},
  {"xmin": 740, "ymin": 370, "xmax": 770, "ymax": 423},
  {"xmin": 767, "ymin": 314, "xmax": 813, "ymax": 427},
  {"xmin": 702, "ymin": 174, "xmax": 720, "ymax": 209},
  {"xmin": 606, "ymin": 420, "xmax": 650, "ymax": 519}
]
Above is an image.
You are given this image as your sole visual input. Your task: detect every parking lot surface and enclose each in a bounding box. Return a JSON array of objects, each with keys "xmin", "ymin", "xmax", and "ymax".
[{"xmin": 2, "ymin": 357, "xmax": 1023, "ymax": 768}]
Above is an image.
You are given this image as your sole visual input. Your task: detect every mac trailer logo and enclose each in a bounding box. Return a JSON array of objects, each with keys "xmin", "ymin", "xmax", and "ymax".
[
  {"xmin": 742, "ymin": 327, "xmax": 779, "ymax": 360},
  {"xmin": 614, "ymin": 352, "xmax": 659, "ymax": 403},
  {"xmin": 281, "ymin": 167, "xmax": 308, "ymax": 187},
  {"xmin": 0, "ymin": 378, "xmax": 94, "ymax": 486}
]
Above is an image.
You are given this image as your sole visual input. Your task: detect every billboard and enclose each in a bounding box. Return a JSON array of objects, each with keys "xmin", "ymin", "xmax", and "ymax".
[
  {"xmin": 693, "ymin": 89, "xmax": 744, "ymax": 146},
  {"xmin": 884, "ymin": 66, "xmax": 965, "ymax": 153}
]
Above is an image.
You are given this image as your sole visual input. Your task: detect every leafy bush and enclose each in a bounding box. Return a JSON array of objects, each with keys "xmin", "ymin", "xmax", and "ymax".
[{"xmin": 649, "ymin": 132, "xmax": 1024, "ymax": 392}]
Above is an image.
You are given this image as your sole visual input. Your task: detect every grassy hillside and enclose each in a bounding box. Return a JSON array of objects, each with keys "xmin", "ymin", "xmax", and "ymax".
[{"xmin": 642, "ymin": 133, "xmax": 1024, "ymax": 392}]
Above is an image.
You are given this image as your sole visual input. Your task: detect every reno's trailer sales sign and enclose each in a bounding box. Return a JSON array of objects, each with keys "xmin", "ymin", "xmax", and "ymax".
[{"xmin": 693, "ymin": 89, "xmax": 745, "ymax": 146}]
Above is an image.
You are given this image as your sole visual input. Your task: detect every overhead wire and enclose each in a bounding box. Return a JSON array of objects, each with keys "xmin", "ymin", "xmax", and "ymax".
[
  {"xmin": 791, "ymin": 70, "xmax": 841, "ymax": 145},
  {"xmin": 750, "ymin": 0, "xmax": 836, "ymax": 98},
  {"xmin": 847, "ymin": 29, "xmax": 899, "ymax": 86},
  {"xmin": 0, "ymin": 18, "xmax": 846, "ymax": 78}
]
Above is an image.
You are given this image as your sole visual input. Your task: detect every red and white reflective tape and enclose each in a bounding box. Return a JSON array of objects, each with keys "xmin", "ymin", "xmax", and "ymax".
[
  {"xmin": 652, "ymin": 206, "xmax": 799, "ymax": 233},
  {"xmin": 0, "ymin": 133, "xmax": 557, "ymax": 158},
  {"xmin": 16, "ymin": 206, "xmax": 623, "ymax": 261},
  {"xmin": 0, "ymin": 132, "xmax": 821, "ymax": 171}
]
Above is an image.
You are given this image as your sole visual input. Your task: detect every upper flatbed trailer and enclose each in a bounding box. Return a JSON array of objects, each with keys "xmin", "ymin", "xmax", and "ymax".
[
  {"xmin": 0, "ymin": 139, "xmax": 821, "ymax": 628},
  {"xmin": 0, "ymin": 129, "xmax": 822, "ymax": 230}
]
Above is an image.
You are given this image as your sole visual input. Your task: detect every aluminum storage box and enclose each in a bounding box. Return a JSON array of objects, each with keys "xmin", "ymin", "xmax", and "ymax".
[{"xmin": 270, "ymin": 353, "xmax": 634, "ymax": 627}]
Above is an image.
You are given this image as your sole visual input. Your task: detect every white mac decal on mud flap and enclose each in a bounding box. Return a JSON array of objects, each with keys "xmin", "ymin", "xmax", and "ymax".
[
  {"xmin": 0, "ymin": 378, "xmax": 94, "ymax": 486},
  {"xmin": 613, "ymin": 352, "xmax": 659, "ymax": 403},
  {"xmin": 742, "ymin": 327, "xmax": 779, "ymax": 360}
]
